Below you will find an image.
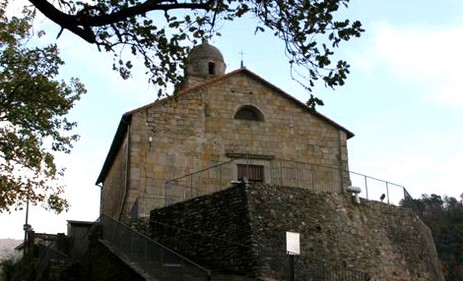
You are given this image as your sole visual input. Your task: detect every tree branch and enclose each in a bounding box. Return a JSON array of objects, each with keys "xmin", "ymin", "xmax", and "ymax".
[
  {"xmin": 29, "ymin": 0, "xmax": 214, "ymax": 43},
  {"xmin": 29, "ymin": 0, "xmax": 96, "ymax": 43}
]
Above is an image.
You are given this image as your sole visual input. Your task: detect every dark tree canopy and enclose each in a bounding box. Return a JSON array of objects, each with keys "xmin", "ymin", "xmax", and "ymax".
[
  {"xmin": 402, "ymin": 193, "xmax": 463, "ymax": 280},
  {"xmin": 0, "ymin": 2, "xmax": 85, "ymax": 213},
  {"xmin": 28, "ymin": 0, "xmax": 363, "ymax": 107}
]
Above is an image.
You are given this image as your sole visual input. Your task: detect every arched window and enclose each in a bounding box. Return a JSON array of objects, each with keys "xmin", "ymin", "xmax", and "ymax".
[{"xmin": 234, "ymin": 105, "xmax": 264, "ymax": 121}]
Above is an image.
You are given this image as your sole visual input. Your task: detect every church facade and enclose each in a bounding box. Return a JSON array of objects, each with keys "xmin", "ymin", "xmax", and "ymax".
[{"xmin": 96, "ymin": 41, "xmax": 354, "ymax": 220}]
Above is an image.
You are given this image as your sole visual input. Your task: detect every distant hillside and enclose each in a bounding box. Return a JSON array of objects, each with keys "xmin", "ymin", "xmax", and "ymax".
[{"xmin": 0, "ymin": 239, "xmax": 22, "ymax": 261}]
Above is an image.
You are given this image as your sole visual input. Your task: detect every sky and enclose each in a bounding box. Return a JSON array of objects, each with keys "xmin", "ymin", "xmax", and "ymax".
[{"xmin": 1, "ymin": 0, "xmax": 462, "ymax": 239}]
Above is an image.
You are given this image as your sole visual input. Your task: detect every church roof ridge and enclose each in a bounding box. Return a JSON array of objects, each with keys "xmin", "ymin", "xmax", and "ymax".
[{"xmin": 126, "ymin": 68, "xmax": 354, "ymax": 138}]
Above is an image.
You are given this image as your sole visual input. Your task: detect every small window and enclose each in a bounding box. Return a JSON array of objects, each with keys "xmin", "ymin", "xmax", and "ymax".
[
  {"xmin": 237, "ymin": 164, "xmax": 264, "ymax": 182},
  {"xmin": 208, "ymin": 62, "xmax": 216, "ymax": 75},
  {"xmin": 234, "ymin": 105, "xmax": 264, "ymax": 121}
]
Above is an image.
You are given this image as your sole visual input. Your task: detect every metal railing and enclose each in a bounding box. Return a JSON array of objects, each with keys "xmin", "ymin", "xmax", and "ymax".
[
  {"xmin": 97, "ymin": 215, "xmax": 211, "ymax": 281},
  {"xmin": 163, "ymin": 158, "xmax": 348, "ymax": 207},
  {"xmin": 160, "ymin": 158, "xmax": 412, "ymax": 208},
  {"xmin": 348, "ymin": 170, "xmax": 408, "ymax": 205},
  {"xmin": 34, "ymin": 236, "xmax": 72, "ymax": 281}
]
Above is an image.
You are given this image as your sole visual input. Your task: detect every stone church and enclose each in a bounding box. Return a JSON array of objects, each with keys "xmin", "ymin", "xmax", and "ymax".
[
  {"xmin": 93, "ymin": 41, "xmax": 445, "ymax": 281},
  {"xmin": 96, "ymin": 40, "xmax": 354, "ymax": 220}
]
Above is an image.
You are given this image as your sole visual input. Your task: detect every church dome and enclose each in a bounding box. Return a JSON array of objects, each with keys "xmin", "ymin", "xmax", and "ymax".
[{"xmin": 185, "ymin": 40, "xmax": 226, "ymax": 79}]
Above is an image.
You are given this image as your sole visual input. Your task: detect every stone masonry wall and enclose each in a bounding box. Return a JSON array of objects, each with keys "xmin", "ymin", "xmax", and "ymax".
[
  {"xmin": 125, "ymin": 71, "xmax": 350, "ymax": 218},
  {"xmin": 202, "ymin": 74, "xmax": 346, "ymax": 168},
  {"xmin": 247, "ymin": 184, "xmax": 444, "ymax": 281},
  {"xmin": 101, "ymin": 133, "xmax": 128, "ymax": 219},
  {"xmin": 148, "ymin": 183, "xmax": 444, "ymax": 281},
  {"xmin": 149, "ymin": 184, "xmax": 257, "ymax": 275},
  {"xmin": 126, "ymin": 89, "xmax": 207, "ymax": 216}
]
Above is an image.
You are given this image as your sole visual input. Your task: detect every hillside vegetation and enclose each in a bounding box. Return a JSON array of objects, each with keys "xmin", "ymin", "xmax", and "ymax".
[{"xmin": 404, "ymin": 194, "xmax": 463, "ymax": 281}]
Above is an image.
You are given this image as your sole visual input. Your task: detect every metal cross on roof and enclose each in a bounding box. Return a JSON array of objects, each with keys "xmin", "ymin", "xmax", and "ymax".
[{"xmin": 239, "ymin": 50, "xmax": 245, "ymax": 68}]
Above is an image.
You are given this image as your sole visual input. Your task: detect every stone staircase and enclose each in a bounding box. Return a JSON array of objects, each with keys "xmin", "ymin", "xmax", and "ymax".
[{"xmin": 96, "ymin": 215, "xmax": 253, "ymax": 281}]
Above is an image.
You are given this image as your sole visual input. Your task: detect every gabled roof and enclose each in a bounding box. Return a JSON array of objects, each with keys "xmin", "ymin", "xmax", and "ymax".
[{"xmin": 96, "ymin": 68, "xmax": 354, "ymax": 185}]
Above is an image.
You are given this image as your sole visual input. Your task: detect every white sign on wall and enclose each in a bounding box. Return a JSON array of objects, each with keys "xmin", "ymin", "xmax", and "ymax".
[{"xmin": 286, "ymin": 231, "xmax": 300, "ymax": 255}]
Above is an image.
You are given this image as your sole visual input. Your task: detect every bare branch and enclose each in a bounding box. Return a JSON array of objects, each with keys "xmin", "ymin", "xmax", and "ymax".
[{"xmin": 29, "ymin": 0, "xmax": 214, "ymax": 42}]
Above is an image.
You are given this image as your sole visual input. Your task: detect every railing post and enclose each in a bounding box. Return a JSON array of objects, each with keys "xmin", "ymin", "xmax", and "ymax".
[
  {"xmin": 310, "ymin": 164, "xmax": 314, "ymax": 190},
  {"xmin": 386, "ymin": 182, "xmax": 390, "ymax": 204},
  {"xmin": 219, "ymin": 164, "xmax": 222, "ymax": 191},
  {"xmin": 190, "ymin": 176, "xmax": 193, "ymax": 200},
  {"xmin": 364, "ymin": 176, "xmax": 369, "ymax": 200},
  {"xmin": 163, "ymin": 182, "xmax": 170, "ymax": 207},
  {"xmin": 339, "ymin": 167, "xmax": 344, "ymax": 193}
]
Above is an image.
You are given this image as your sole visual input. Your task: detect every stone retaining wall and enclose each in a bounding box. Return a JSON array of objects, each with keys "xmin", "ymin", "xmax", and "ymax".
[
  {"xmin": 148, "ymin": 183, "xmax": 444, "ymax": 281},
  {"xmin": 149, "ymin": 184, "xmax": 257, "ymax": 274},
  {"xmin": 247, "ymin": 184, "xmax": 443, "ymax": 281}
]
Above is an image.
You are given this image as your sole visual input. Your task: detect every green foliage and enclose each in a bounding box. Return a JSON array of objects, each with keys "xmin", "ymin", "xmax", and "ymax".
[
  {"xmin": 404, "ymin": 194, "xmax": 463, "ymax": 280},
  {"xmin": 0, "ymin": 259, "xmax": 21, "ymax": 281},
  {"xmin": 29, "ymin": 0, "xmax": 363, "ymax": 105},
  {"xmin": 0, "ymin": 1, "xmax": 86, "ymax": 213}
]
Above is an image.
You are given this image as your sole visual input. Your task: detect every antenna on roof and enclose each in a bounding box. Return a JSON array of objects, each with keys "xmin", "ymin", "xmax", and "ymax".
[{"xmin": 239, "ymin": 50, "xmax": 246, "ymax": 69}]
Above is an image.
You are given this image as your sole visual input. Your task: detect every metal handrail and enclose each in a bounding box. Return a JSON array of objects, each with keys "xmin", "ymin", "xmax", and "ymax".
[
  {"xmin": 165, "ymin": 159, "xmax": 236, "ymax": 185},
  {"xmin": 34, "ymin": 236, "xmax": 71, "ymax": 281},
  {"xmin": 97, "ymin": 214, "xmax": 211, "ymax": 281},
  {"xmin": 348, "ymin": 169, "xmax": 405, "ymax": 189},
  {"xmin": 161, "ymin": 157, "xmax": 412, "ymax": 209}
]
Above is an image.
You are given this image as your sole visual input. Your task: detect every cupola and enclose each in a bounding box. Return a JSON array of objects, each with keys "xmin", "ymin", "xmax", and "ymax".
[{"xmin": 183, "ymin": 40, "xmax": 226, "ymax": 88}]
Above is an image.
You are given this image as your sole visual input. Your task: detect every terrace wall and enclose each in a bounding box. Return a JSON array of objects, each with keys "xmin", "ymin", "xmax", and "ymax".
[{"xmin": 148, "ymin": 183, "xmax": 444, "ymax": 281}]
